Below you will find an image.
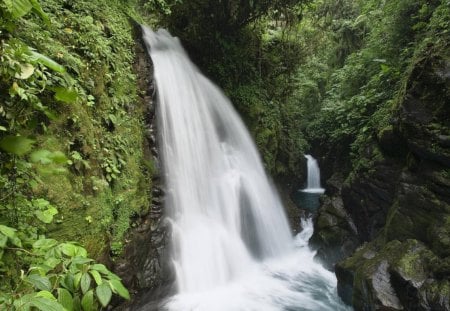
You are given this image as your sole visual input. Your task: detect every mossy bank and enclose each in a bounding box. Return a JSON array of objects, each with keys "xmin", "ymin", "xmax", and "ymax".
[{"xmin": 0, "ymin": 0, "xmax": 164, "ymax": 306}]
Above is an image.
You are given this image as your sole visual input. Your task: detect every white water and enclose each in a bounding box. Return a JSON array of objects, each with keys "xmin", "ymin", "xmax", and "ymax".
[
  {"xmin": 302, "ymin": 155, "xmax": 325, "ymax": 194},
  {"xmin": 142, "ymin": 27, "xmax": 349, "ymax": 311}
]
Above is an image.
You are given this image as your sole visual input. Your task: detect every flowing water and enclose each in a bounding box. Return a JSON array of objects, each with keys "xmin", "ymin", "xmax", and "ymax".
[
  {"xmin": 302, "ymin": 155, "xmax": 325, "ymax": 194},
  {"xmin": 142, "ymin": 27, "xmax": 350, "ymax": 311}
]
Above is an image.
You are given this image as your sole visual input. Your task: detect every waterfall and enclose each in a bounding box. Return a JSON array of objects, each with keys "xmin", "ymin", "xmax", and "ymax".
[
  {"xmin": 142, "ymin": 27, "xmax": 350, "ymax": 311},
  {"xmin": 303, "ymin": 155, "xmax": 325, "ymax": 194}
]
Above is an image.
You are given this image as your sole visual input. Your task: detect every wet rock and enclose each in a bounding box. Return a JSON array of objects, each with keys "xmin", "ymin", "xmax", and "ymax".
[
  {"xmin": 152, "ymin": 196, "xmax": 164, "ymax": 205},
  {"xmin": 310, "ymin": 195, "xmax": 359, "ymax": 270},
  {"xmin": 152, "ymin": 187, "xmax": 163, "ymax": 197},
  {"xmin": 112, "ymin": 23, "xmax": 169, "ymax": 310},
  {"xmin": 150, "ymin": 147, "xmax": 158, "ymax": 157}
]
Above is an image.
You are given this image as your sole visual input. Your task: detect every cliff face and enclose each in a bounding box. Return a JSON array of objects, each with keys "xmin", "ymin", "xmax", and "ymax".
[
  {"xmin": 313, "ymin": 46, "xmax": 450, "ymax": 310},
  {"xmin": 112, "ymin": 25, "xmax": 170, "ymax": 309}
]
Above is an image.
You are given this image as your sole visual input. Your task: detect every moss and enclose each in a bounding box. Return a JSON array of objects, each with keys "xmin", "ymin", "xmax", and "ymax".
[{"xmin": 337, "ymin": 237, "xmax": 450, "ymax": 309}]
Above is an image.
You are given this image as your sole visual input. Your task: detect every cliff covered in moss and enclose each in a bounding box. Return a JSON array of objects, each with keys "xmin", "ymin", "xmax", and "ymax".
[
  {"xmin": 0, "ymin": 0, "xmax": 164, "ymax": 308},
  {"xmin": 306, "ymin": 1, "xmax": 450, "ymax": 309}
]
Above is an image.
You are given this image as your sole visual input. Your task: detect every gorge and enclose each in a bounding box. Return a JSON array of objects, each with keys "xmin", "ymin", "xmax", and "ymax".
[{"xmin": 0, "ymin": 1, "xmax": 448, "ymax": 310}]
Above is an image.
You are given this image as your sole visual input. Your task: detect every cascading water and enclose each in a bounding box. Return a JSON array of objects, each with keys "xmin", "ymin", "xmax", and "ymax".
[
  {"xmin": 142, "ymin": 27, "xmax": 350, "ymax": 311},
  {"xmin": 302, "ymin": 155, "xmax": 325, "ymax": 194}
]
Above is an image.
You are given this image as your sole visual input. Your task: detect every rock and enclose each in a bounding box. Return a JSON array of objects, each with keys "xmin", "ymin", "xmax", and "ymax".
[
  {"xmin": 377, "ymin": 125, "xmax": 408, "ymax": 157},
  {"xmin": 325, "ymin": 172, "xmax": 345, "ymax": 196},
  {"xmin": 372, "ymin": 260, "xmax": 403, "ymax": 310},
  {"xmin": 152, "ymin": 187, "xmax": 163, "ymax": 197},
  {"xmin": 314, "ymin": 36, "xmax": 450, "ymax": 311},
  {"xmin": 112, "ymin": 26, "xmax": 169, "ymax": 310},
  {"xmin": 311, "ymin": 194, "xmax": 359, "ymax": 270},
  {"xmin": 336, "ymin": 239, "xmax": 450, "ymax": 311},
  {"xmin": 341, "ymin": 161, "xmax": 403, "ymax": 241},
  {"xmin": 438, "ymin": 135, "xmax": 450, "ymax": 148},
  {"xmin": 150, "ymin": 147, "xmax": 158, "ymax": 157},
  {"xmin": 336, "ymin": 241, "xmax": 403, "ymax": 310}
]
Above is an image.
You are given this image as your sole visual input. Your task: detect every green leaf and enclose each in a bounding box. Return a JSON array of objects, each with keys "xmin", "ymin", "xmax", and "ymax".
[
  {"xmin": 32, "ymin": 238, "xmax": 58, "ymax": 250},
  {"xmin": 6, "ymin": 0, "xmax": 33, "ymax": 19},
  {"xmin": 30, "ymin": 150, "xmax": 52, "ymax": 164},
  {"xmin": 61, "ymin": 273, "xmax": 75, "ymax": 292},
  {"xmin": 35, "ymin": 290, "xmax": 56, "ymax": 300},
  {"xmin": 30, "ymin": 0, "xmax": 50, "ymax": 24},
  {"xmin": 71, "ymin": 257, "xmax": 93, "ymax": 266},
  {"xmin": 88, "ymin": 270, "xmax": 102, "ymax": 285},
  {"xmin": 0, "ymin": 136, "xmax": 34, "ymax": 156},
  {"xmin": 73, "ymin": 296, "xmax": 81, "ymax": 311},
  {"xmin": 95, "ymin": 283, "xmax": 112, "ymax": 307},
  {"xmin": 13, "ymin": 292, "xmax": 35, "ymax": 309},
  {"xmin": 57, "ymin": 288, "xmax": 73, "ymax": 311},
  {"xmin": 380, "ymin": 63, "xmax": 390, "ymax": 73},
  {"xmin": 60, "ymin": 244, "xmax": 88, "ymax": 258},
  {"xmin": 0, "ymin": 234, "xmax": 7, "ymax": 248},
  {"xmin": 60, "ymin": 243, "xmax": 78, "ymax": 257},
  {"xmin": 90, "ymin": 264, "xmax": 110, "ymax": 275},
  {"xmin": 74, "ymin": 272, "xmax": 82, "ymax": 290},
  {"xmin": 29, "ymin": 263, "xmax": 54, "ymax": 275},
  {"xmin": 81, "ymin": 290, "xmax": 94, "ymax": 311},
  {"xmin": 0, "ymin": 225, "xmax": 16, "ymax": 238},
  {"xmin": 9, "ymin": 235, "xmax": 22, "ymax": 247},
  {"xmin": 26, "ymin": 274, "xmax": 52, "ymax": 291},
  {"xmin": 49, "ymin": 151, "xmax": 68, "ymax": 164},
  {"xmin": 80, "ymin": 273, "xmax": 91, "ymax": 294},
  {"xmin": 108, "ymin": 279, "xmax": 130, "ymax": 300},
  {"xmin": 44, "ymin": 257, "xmax": 61, "ymax": 269},
  {"xmin": 30, "ymin": 51, "xmax": 65, "ymax": 73},
  {"xmin": 54, "ymin": 87, "xmax": 78, "ymax": 103},
  {"xmin": 0, "ymin": 226, "xmax": 21, "ymax": 247},
  {"xmin": 30, "ymin": 297, "xmax": 65, "ymax": 311},
  {"xmin": 33, "ymin": 198, "xmax": 50, "ymax": 208},
  {"xmin": 35, "ymin": 206, "xmax": 58, "ymax": 224},
  {"xmin": 0, "ymin": 126, "xmax": 7, "ymax": 131}
]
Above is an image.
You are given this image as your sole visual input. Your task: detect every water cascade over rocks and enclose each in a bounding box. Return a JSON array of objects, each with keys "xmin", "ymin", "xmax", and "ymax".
[
  {"xmin": 303, "ymin": 155, "xmax": 325, "ymax": 194},
  {"xmin": 142, "ymin": 26, "xmax": 350, "ymax": 311}
]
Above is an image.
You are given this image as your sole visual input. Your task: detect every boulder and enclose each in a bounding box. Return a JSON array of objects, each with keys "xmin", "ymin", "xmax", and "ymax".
[
  {"xmin": 311, "ymin": 195, "xmax": 359, "ymax": 270},
  {"xmin": 336, "ymin": 239, "xmax": 450, "ymax": 311}
]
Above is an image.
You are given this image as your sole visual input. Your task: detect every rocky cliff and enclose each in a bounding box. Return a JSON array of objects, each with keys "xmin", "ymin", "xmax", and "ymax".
[
  {"xmin": 112, "ymin": 25, "xmax": 170, "ymax": 309},
  {"xmin": 312, "ymin": 43, "xmax": 450, "ymax": 310}
]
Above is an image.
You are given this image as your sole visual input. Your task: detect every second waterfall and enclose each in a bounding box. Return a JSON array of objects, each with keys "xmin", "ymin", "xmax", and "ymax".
[{"xmin": 142, "ymin": 27, "xmax": 350, "ymax": 311}]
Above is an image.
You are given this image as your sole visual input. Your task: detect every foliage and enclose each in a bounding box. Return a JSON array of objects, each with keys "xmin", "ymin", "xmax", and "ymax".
[
  {"xmin": 0, "ymin": 225, "xmax": 129, "ymax": 310},
  {"xmin": 287, "ymin": 0, "xmax": 449, "ymax": 175},
  {"xmin": 0, "ymin": 0, "xmax": 155, "ymax": 306}
]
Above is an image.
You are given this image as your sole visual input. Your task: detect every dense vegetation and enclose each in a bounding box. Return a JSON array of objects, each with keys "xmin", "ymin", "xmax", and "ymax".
[
  {"xmin": 155, "ymin": 0, "xmax": 449, "ymax": 182},
  {"xmin": 0, "ymin": 0, "xmax": 152, "ymax": 308},
  {"xmin": 1, "ymin": 0, "xmax": 448, "ymax": 309}
]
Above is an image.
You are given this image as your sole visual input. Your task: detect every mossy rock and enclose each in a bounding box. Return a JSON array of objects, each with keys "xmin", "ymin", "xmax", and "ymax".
[{"xmin": 336, "ymin": 239, "xmax": 450, "ymax": 310}]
